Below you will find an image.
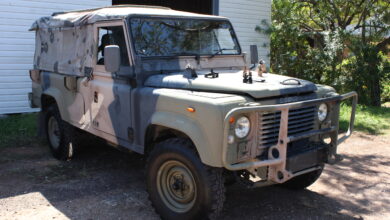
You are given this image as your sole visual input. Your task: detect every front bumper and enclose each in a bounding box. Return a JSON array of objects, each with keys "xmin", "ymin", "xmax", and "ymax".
[{"xmin": 222, "ymin": 91, "xmax": 357, "ymax": 184}]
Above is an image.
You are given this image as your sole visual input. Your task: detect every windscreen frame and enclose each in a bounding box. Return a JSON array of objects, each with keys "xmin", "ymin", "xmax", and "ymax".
[{"xmin": 126, "ymin": 15, "xmax": 242, "ymax": 58}]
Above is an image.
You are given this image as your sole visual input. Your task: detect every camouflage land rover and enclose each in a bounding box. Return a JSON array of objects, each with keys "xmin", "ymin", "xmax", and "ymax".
[{"xmin": 29, "ymin": 5, "xmax": 357, "ymax": 219}]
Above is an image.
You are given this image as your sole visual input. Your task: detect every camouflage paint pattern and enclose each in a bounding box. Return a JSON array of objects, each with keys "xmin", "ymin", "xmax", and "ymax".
[
  {"xmin": 29, "ymin": 6, "xmax": 356, "ymax": 181},
  {"xmin": 33, "ymin": 25, "xmax": 95, "ymax": 76}
]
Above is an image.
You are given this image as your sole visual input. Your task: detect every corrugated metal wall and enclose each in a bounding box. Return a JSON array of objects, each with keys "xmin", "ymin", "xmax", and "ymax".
[
  {"xmin": 113, "ymin": 0, "xmax": 214, "ymax": 14},
  {"xmin": 113, "ymin": 0, "xmax": 271, "ymax": 64},
  {"xmin": 219, "ymin": 0, "xmax": 271, "ymax": 65},
  {"xmin": 0, "ymin": 0, "xmax": 271, "ymax": 114},
  {"xmin": 0, "ymin": 0, "xmax": 110, "ymax": 114}
]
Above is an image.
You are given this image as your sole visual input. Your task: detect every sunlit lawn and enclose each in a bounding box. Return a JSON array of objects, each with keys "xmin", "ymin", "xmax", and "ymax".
[{"xmin": 339, "ymin": 104, "xmax": 390, "ymax": 135}]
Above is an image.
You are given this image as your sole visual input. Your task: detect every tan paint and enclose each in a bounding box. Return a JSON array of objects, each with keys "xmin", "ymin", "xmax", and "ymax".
[
  {"xmin": 41, "ymin": 74, "xmax": 86, "ymax": 126},
  {"xmin": 30, "ymin": 6, "xmax": 358, "ymax": 186},
  {"xmin": 150, "ymin": 111, "xmax": 218, "ymax": 166}
]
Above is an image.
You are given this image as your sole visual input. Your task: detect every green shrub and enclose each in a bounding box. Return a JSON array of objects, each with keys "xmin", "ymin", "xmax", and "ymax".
[{"xmin": 257, "ymin": 0, "xmax": 390, "ymax": 106}]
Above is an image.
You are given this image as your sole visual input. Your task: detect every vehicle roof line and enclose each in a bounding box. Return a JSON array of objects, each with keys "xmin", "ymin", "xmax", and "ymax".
[{"xmin": 51, "ymin": 4, "xmax": 172, "ymax": 16}]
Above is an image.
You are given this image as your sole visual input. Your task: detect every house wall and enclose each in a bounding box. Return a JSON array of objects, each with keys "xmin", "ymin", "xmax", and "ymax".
[
  {"xmin": 0, "ymin": 0, "xmax": 271, "ymax": 114},
  {"xmin": 219, "ymin": 0, "xmax": 271, "ymax": 65},
  {"xmin": 0, "ymin": 0, "xmax": 111, "ymax": 114}
]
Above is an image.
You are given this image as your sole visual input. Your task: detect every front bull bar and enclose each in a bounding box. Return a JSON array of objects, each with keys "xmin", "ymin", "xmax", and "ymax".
[{"xmin": 222, "ymin": 91, "xmax": 357, "ymax": 183}]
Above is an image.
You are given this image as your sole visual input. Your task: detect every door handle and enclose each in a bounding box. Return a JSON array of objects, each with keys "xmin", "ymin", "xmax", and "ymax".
[{"xmin": 94, "ymin": 91, "xmax": 98, "ymax": 103}]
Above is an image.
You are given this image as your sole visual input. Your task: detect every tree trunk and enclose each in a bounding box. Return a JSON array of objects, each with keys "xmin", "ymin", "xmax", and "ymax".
[
  {"xmin": 369, "ymin": 56, "xmax": 382, "ymax": 106},
  {"xmin": 370, "ymin": 76, "xmax": 381, "ymax": 106}
]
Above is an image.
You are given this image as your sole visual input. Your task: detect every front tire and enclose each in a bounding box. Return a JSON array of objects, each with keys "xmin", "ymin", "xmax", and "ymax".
[
  {"xmin": 146, "ymin": 138, "xmax": 225, "ymax": 220},
  {"xmin": 44, "ymin": 104, "xmax": 76, "ymax": 160},
  {"xmin": 280, "ymin": 165, "xmax": 324, "ymax": 190}
]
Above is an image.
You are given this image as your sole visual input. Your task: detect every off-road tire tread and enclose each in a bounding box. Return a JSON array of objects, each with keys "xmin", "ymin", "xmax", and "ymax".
[
  {"xmin": 45, "ymin": 104, "xmax": 76, "ymax": 160},
  {"xmin": 206, "ymin": 163, "xmax": 225, "ymax": 220},
  {"xmin": 146, "ymin": 138, "xmax": 225, "ymax": 220},
  {"xmin": 281, "ymin": 165, "xmax": 324, "ymax": 190}
]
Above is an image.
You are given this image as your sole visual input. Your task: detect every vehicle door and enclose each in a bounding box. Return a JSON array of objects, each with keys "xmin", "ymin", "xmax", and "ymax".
[{"xmin": 89, "ymin": 21, "xmax": 133, "ymax": 142}]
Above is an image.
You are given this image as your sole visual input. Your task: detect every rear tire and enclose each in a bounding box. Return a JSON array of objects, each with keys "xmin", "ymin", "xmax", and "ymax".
[
  {"xmin": 146, "ymin": 138, "xmax": 225, "ymax": 220},
  {"xmin": 44, "ymin": 104, "xmax": 77, "ymax": 160},
  {"xmin": 280, "ymin": 165, "xmax": 324, "ymax": 190}
]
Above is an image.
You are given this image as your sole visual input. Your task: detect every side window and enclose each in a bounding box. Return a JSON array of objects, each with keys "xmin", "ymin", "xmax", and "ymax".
[
  {"xmin": 97, "ymin": 26, "xmax": 130, "ymax": 66},
  {"xmin": 213, "ymin": 28, "xmax": 237, "ymax": 54}
]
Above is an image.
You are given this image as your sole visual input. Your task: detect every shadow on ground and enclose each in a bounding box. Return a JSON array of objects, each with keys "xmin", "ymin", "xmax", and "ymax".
[{"xmin": 0, "ymin": 137, "xmax": 388, "ymax": 219}]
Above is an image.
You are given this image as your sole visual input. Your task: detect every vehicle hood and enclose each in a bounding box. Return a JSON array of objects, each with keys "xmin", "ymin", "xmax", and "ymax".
[{"xmin": 144, "ymin": 70, "xmax": 317, "ymax": 99}]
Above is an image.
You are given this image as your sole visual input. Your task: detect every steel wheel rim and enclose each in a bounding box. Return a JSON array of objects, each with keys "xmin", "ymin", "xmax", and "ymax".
[
  {"xmin": 157, "ymin": 160, "xmax": 197, "ymax": 213},
  {"xmin": 48, "ymin": 116, "xmax": 60, "ymax": 149}
]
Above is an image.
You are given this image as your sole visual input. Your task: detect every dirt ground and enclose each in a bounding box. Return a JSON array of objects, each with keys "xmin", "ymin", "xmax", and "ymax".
[{"xmin": 0, "ymin": 132, "xmax": 389, "ymax": 220}]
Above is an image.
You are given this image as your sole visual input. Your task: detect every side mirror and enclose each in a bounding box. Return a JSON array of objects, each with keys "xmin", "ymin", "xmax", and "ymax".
[
  {"xmin": 249, "ymin": 45, "xmax": 259, "ymax": 65},
  {"xmin": 104, "ymin": 45, "xmax": 121, "ymax": 73}
]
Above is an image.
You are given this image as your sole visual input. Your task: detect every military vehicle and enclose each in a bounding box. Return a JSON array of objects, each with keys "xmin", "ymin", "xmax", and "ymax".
[{"xmin": 29, "ymin": 5, "xmax": 357, "ymax": 219}]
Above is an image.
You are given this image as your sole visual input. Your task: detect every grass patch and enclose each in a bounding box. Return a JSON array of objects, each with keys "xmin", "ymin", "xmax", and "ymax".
[
  {"xmin": 340, "ymin": 104, "xmax": 390, "ymax": 135},
  {"xmin": 0, "ymin": 105, "xmax": 388, "ymax": 149},
  {"xmin": 0, "ymin": 113, "xmax": 38, "ymax": 148}
]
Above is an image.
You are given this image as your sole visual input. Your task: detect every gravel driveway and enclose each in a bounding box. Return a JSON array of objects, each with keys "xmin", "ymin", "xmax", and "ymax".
[{"xmin": 0, "ymin": 132, "xmax": 389, "ymax": 220}]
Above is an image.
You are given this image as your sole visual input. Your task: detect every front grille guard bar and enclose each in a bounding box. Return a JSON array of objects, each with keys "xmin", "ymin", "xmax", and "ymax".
[{"xmin": 222, "ymin": 91, "xmax": 357, "ymax": 183}]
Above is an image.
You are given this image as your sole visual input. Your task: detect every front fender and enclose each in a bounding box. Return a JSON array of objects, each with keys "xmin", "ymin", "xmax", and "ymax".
[{"xmin": 150, "ymin": 111, "xmax": 222, "ymax": 167}]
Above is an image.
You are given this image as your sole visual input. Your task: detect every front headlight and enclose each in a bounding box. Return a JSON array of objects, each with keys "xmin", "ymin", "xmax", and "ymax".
[
  {"xmin": 235, "ymin": 116, "xmax": 250, "ymax": 138},
  {"xmin": 318, "ymin": 103, "xmax": 328, "ymax": 122}
]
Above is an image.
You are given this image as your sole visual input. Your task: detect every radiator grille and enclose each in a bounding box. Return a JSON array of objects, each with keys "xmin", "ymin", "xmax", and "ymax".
[{"xmin": 258, "ymin": 106, "xmax": 316, "ymax": 148}]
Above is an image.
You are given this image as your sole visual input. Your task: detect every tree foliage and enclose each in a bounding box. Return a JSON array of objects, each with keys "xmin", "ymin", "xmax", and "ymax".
[{"xmin": 257, "ymin": 0, "xmax": 390, "ymax": 106}]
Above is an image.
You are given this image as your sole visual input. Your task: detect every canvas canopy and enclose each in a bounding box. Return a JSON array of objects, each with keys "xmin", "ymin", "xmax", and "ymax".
[
  {"xmin": 32, "ymin": 24, "xmax": 94, "ymax": 76},
  {"xmin": 30, "ymin": 5, "xmax": 222, "ymax": 76}
]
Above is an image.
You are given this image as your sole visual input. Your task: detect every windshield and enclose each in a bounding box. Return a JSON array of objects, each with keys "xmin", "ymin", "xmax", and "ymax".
[{"xmin": 129, "ymin": 17, "xmax": 241, "ymax": 57}]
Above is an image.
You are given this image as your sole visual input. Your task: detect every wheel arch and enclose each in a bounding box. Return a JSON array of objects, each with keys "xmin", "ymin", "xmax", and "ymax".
[
  {"xmin": 41, "ymin": 88, "xmax": 66, "ymax": 119},
  {"xmin": 41, "ymin": 94, "xmax": 57, "ymax": 111},
  {"xmin": 144, "ymin": 112, "xmax": 222, "ymax": 167}
]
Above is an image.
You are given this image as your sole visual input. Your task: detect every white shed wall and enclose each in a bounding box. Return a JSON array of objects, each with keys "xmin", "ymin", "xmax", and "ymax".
[
  {"xmin": 0, "ymin": 0, "xmax": 111, "ymax": 114},
  {"xmin": 219, "ymin": 0, "xmax": 271, "ymax": 65},
  {"xmin": 0, "ymin": 0, "xmax": 271, "ymax": 114}
]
